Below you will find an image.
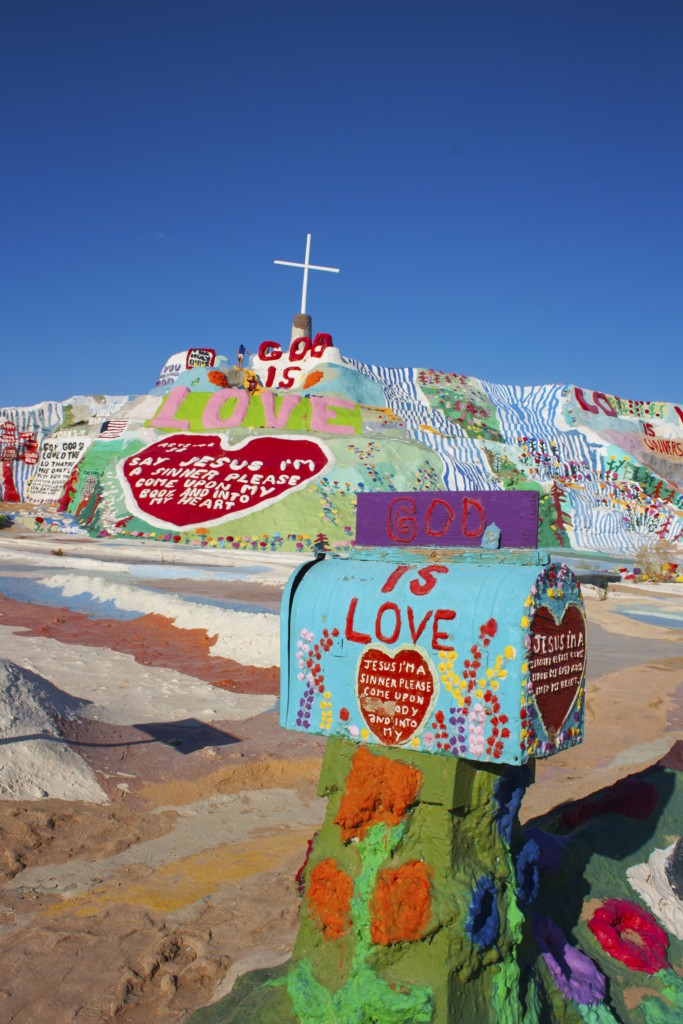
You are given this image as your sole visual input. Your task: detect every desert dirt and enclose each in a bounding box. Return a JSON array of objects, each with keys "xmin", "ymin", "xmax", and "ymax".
[{"xmin": 0, "ymin": 536, "xmax": 681, "ymax": 1023}]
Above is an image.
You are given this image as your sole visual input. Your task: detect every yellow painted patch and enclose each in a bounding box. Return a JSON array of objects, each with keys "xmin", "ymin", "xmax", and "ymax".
[{"xmin": 42, "ymin": 829, "xmax": 313, "ymax": 918}]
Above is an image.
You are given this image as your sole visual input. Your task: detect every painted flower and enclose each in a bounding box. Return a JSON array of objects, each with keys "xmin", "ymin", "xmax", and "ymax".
[
  {"xmin": 371, "ymin": 861, "xmax": 432, "ymax": 945},
  {"xmin": 588, "ymin": 898, "xmax": 669, "ymax": 974},
  {"xmin": 295, "ymin": 832, "xmax": 318, "ymax": 896},
  {"xmin": 335, "ymin": 747, "xmax": 422, "ymax": 841},
  {"xmin": 515, "ymin": 838, "xmax": 540, "ymax": 907},
  {"xmin": 466, "ymin": 876, "xmax": 500, "ymax": 949},
  {"xmin": 307, "ymin": 858, "xmax": 354, "ymax": 940},
  {"xmin": 494, "ymin": 765, "xmax": 531, "ymax": 844},
  {"xmin": 533, "ymin": 913, "xmax": 605, "ymax": 1005}
]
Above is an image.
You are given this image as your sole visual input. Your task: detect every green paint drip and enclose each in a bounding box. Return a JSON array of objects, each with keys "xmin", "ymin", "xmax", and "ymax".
[
  {"xmin": 521, "ymin": 976, "xmax": 542, "ymax": 1024},
  {"xmin": 489, "ymin": 843, "xmax": 529, "ymax": 1023},
  {"xmin": 492, "ymin": 960, "xmax": 525, "ymax": 1024},
  {"xmin": 287, "ymin": 821, "xmax": 433, "ymax": 1024}
]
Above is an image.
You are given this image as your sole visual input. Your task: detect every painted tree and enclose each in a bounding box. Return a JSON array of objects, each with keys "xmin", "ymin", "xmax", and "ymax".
[{"xmin": 549, "ymin": 481, "xmax": 571, "ymax": 547}]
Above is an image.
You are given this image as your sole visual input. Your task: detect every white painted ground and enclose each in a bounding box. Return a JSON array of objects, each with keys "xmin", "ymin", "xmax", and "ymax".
[{"xmin": 0, "ymin": 532, "xmax": 305, "ymax": 801}]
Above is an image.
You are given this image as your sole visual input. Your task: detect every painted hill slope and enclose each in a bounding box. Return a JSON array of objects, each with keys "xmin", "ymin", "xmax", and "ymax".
[{"xmin": 1, "ymin": 338, "xmax": 682, "ymax": 560}]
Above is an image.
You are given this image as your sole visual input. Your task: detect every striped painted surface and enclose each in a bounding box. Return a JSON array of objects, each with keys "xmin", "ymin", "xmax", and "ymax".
[{"xmin": 480, "ymin": 381, "xmax": 566, "ymax": 441}]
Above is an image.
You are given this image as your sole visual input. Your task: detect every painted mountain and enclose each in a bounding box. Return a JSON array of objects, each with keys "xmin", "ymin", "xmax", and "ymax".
[{"xmin": 1, "ymin": 335, "xmax": 682, "ymax": 561}]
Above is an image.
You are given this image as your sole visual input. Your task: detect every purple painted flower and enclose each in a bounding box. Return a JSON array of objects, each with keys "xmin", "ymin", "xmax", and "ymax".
[{"xmin": 533, "ymin": 913, "xmax": 605, "ymax": 1005}]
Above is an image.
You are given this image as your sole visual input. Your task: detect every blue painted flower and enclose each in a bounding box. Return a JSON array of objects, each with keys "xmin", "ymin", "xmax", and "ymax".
[
  {"xmin": 466, "ymin": 877, "xmax": 500, "ymax": 948},
  {"xmin": 493, "ymin": 765, "xmax": 531, "ymax": 844},
  {"xmin": 522, "ymin": 825, "xmax": 570, "ymax": 873},
  {"xmin": 515, "ymin": 839, "xmax": 540, "ymax": 907}
]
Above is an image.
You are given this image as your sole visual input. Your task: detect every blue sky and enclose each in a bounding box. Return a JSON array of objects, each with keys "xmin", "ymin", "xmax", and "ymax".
[{"xmin": 1, "ymin": 0, "xmax": 682, "ymax": 408}]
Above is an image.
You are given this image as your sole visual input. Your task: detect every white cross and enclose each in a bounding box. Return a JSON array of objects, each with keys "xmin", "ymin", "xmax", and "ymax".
[{"xmin": 274, "ymin": 233, "xmax": 340, "ymax": 315}]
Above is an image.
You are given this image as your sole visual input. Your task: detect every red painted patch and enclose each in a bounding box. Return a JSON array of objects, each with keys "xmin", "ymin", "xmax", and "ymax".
[
  {"xmin": 529, "ymin": 605, "xmax": 586, "ymax": 742},
  {"xmin": 357, "ymin": 645, "xmax": 435, "ymax": 746},
  {"xmin": 559, "ymin": 778, "xmax": 660, "ymax": 830},
  {"xmin": 120, "ymin": 433, "xmax": 330, "ymax": 528}
]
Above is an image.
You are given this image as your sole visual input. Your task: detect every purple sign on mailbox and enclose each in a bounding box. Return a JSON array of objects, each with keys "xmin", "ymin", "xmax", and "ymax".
[{"xmin": 355, "ymin": 491, "xmax": 539, "ymax": 549}]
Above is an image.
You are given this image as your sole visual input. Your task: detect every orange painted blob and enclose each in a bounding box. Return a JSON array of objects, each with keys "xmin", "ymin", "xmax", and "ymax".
[
  {"xmin": 307, "ymin": 858, "xmax": 354, "ymax": 940},
  {"xmin": 302, "ymin": 370, "xmax": 324, "ymax": 388},
  {"xmin": 370, "ymin": 860, "xmax": 432, "ymax": 945},
  {"xmin": 335, "ymin": 747, "xmax": 422, "ymax": 842},
  {"xmin": 207, "ymin": 370, "xmax": 229, "ymax": 387}
]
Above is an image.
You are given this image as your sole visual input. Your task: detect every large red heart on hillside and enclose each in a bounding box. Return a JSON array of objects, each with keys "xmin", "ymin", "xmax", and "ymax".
[
  {"xmin": 119, "ymin": 433, "xmax": 331, "ymax": 528},
  {"xmin": 529, "ymin": 604, "xmax": 586, "ymax": 743},
  {"xmin": 356, "ymin": 645, "xmax": 435, "ymax": 746}
]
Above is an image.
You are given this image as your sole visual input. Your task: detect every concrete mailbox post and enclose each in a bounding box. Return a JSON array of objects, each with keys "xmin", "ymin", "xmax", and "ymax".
[{"xmin": 279, "ymin": 492, "xmax": 587, "ymax": 1024}]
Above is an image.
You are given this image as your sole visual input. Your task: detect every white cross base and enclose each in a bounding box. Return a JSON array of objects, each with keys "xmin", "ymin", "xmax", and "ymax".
[{"xmin": 274, "ymin": 233, "xmax": 339, "ymax": 315}]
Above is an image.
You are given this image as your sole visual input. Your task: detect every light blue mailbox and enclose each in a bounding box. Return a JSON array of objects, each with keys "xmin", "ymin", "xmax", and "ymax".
[{"xmin": 281, "ymin": 547, "xmax": 586, "ymax": 765}]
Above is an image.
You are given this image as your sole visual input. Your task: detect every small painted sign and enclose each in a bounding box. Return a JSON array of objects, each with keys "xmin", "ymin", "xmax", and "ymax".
[
  {"xmin": 186, "ymin": 348, "xmax": 216, "ymax": 369},
  {"xmin": 355, "ymin": 491, "xmax": 539, "ymax": 548},
  {"xmin": 28, "ymin": 435, "xmax": 91, "ymax": 502},
  {"xmin": 529, "ymin": 605, "xmax": 586, "ymax": 743}
]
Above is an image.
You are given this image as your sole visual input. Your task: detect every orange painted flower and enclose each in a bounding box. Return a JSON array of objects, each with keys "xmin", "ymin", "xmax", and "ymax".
[
  {"xmin": 335, "ymin": 747, "xmax": 422, "ymax": 842},
  {"xmin": 371, "ymin": 861, "xmax": 432, "ymax": 945},
  {"xmin": 307, "ymin": 858, "xmax": 354, "ymax": 940}
]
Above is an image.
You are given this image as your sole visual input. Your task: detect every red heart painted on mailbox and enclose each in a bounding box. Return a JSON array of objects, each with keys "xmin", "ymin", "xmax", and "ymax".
[
  {"xmin": 120, "ymin": 433, "xmax": 331, "ymax": 529},
  {"xmin": 356, "ymin": 645, "xmax": 436, "ymax": 746},
  {"xmin": 529, "ymin": 604, "xmax": 586, "ymax": 742}
]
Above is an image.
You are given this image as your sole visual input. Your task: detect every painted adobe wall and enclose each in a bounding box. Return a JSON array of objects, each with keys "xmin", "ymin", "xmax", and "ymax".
[{"xmin": 1, "ymin": 342, "xmax": 682, "ymax": 560}]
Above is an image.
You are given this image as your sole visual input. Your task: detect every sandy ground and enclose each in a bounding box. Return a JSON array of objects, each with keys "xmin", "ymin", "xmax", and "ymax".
[{"xmin": 0, "ymin": 526, "xmax": 681, "ymax": 1022}]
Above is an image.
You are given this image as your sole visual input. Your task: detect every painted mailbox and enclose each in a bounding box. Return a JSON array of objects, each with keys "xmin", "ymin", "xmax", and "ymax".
[
  {"xmin": 212, "ymin": 494, "xmax": 590, "ymax": 1023},
  {"xmin": 281, "ymin": 547, "xmax": 586, "ymax": 765}
]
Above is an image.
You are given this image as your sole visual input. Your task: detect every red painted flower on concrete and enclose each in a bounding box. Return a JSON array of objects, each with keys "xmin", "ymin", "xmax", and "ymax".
[
  {"xmin": 588, "ymin": 898, "xmax": 669, "ymax": 975},
  {"xmin": 371, "ymin": 861, "xmax": 432, "ymax": 945}
]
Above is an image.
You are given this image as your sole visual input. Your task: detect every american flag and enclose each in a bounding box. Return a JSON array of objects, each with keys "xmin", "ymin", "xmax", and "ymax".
[{"xmin": 98, "ymin": 419, "xmax": 129, "ymax": 439}]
